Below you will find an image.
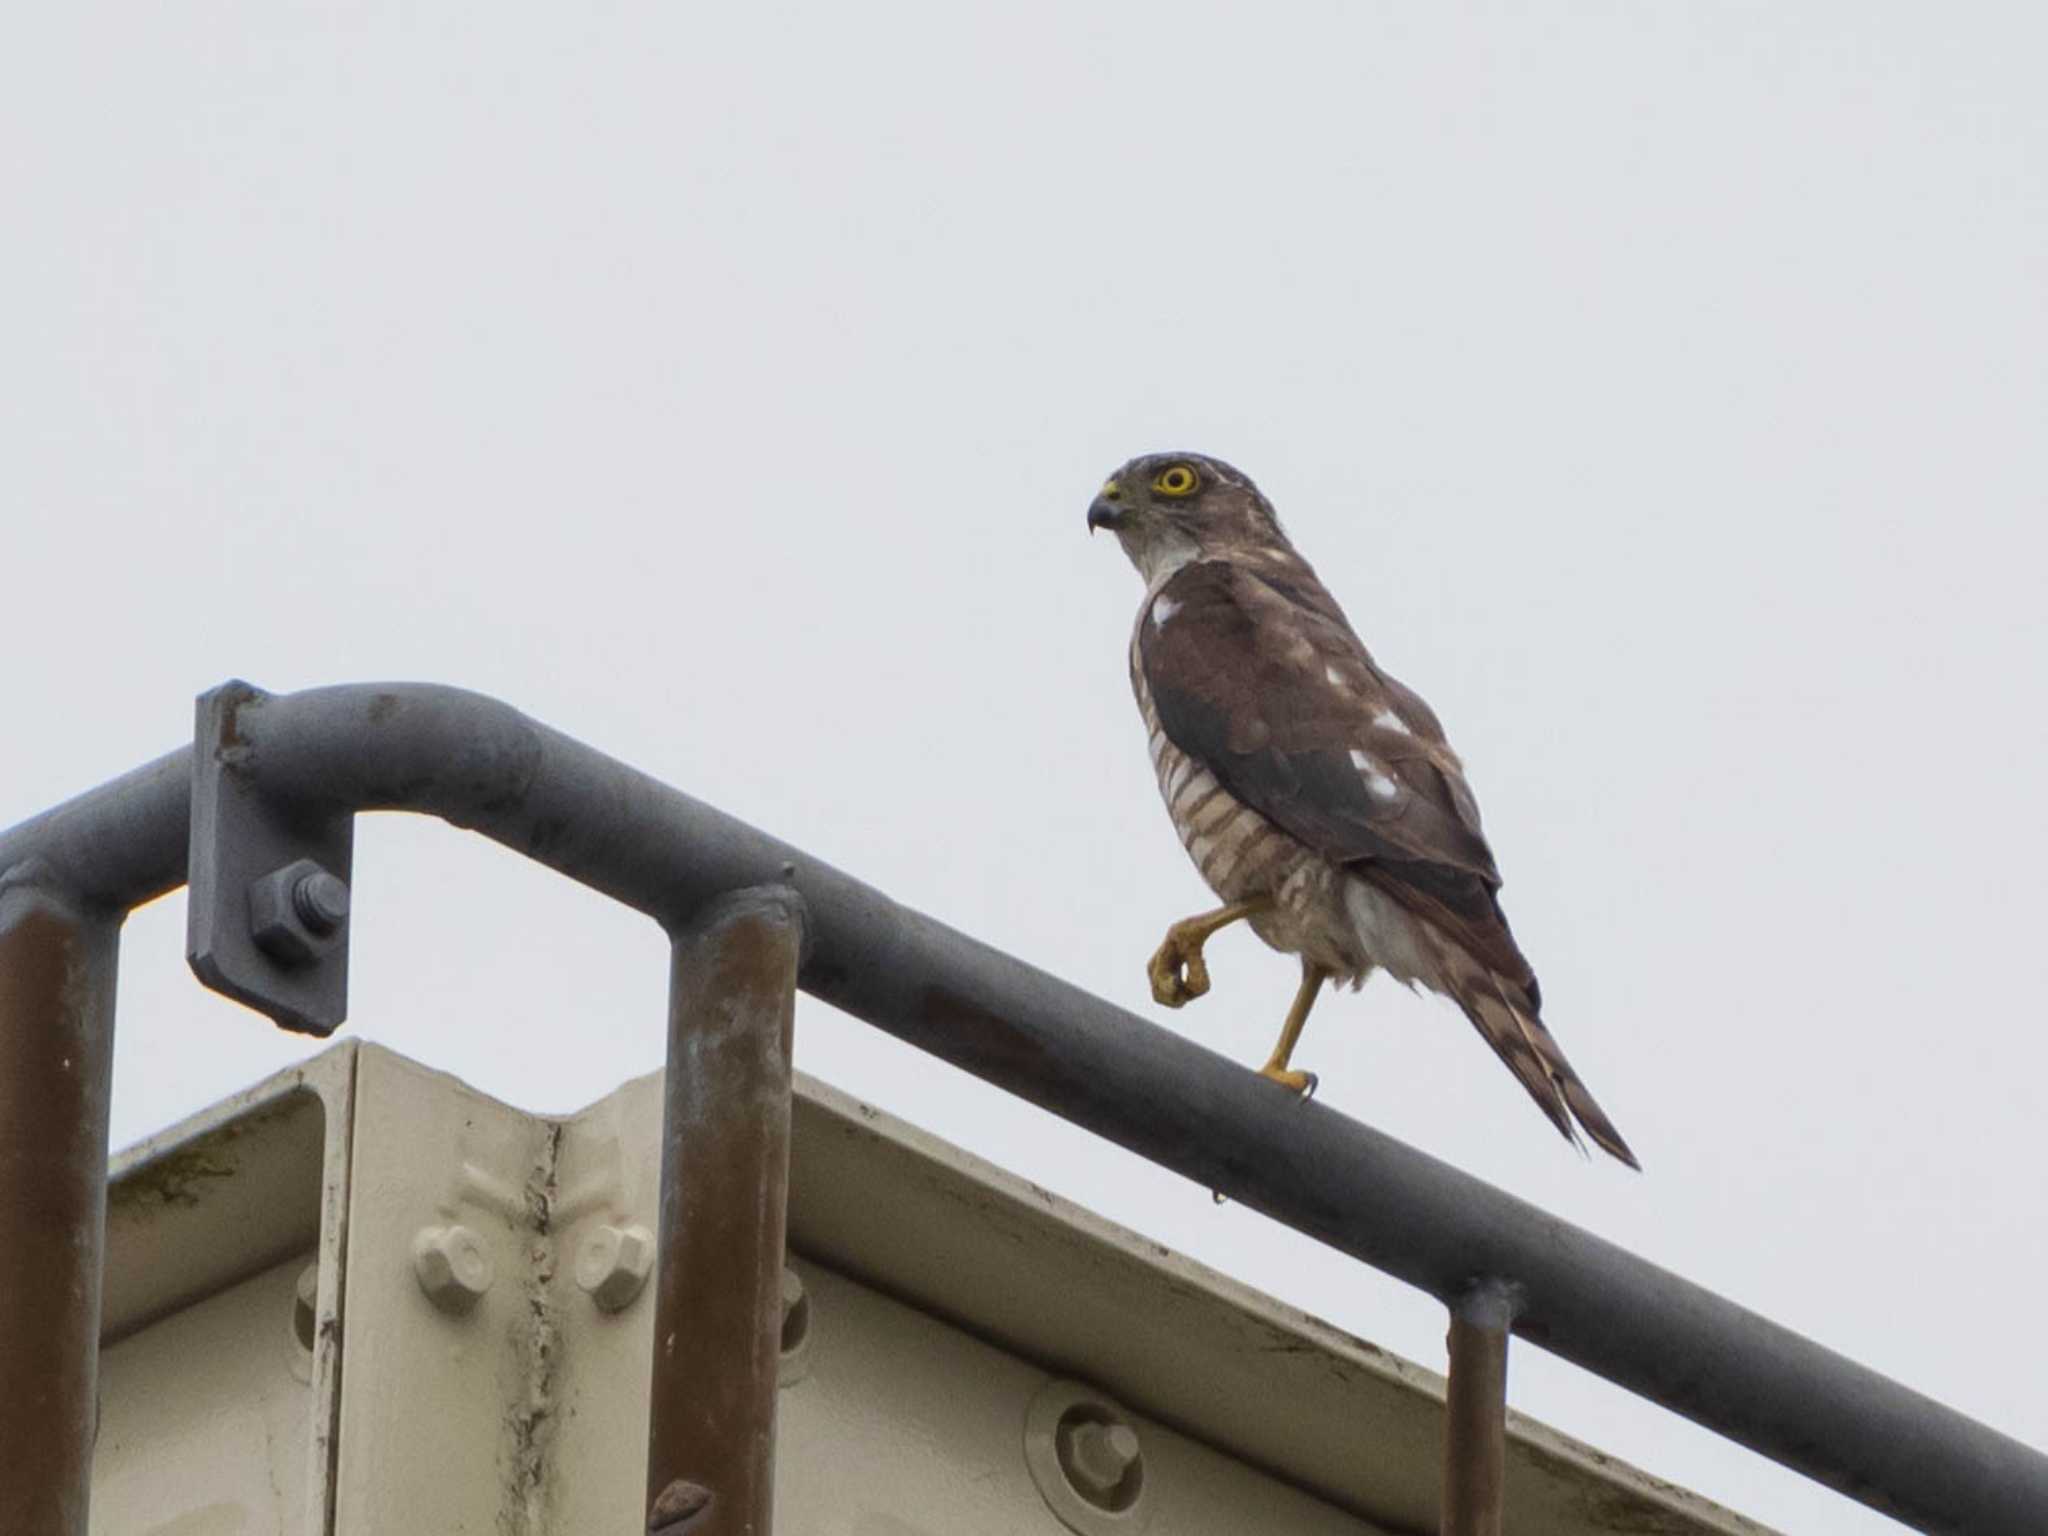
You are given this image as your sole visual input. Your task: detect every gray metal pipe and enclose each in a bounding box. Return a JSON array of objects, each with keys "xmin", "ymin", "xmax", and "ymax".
[
  {"xmin": 0, "ymin": 874, "xmax": 120, "ymax": 1536},
  {"xmin": 3, "ymin": 680, "xmax": 2046, "ymax": 1535},
  {"xmin": 0, "ymin": 751, "xmax": 189, "ymax": 912},
  {"xmin": 647, "ymin": 888, "xmax": 804, "ymax": 1536}
]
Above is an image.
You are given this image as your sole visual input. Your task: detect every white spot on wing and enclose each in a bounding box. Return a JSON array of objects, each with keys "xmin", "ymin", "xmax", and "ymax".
[
  {"xmin": 1373, "ymin": 708, "xmax": 1412, "ymax": 737},
  {"xmin": 1151, "ymin": 596, "xmax": 1180, "ymax": 627},
  {"xmin": 1349, "ymin": 749, "xmax": 1401, "ymax": 801},
  {"xmin": 1325, "ymin": 665, "xmax": 1348, "ymax": 687}
]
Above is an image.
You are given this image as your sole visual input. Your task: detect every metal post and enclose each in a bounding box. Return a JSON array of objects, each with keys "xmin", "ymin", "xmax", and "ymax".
[
  {"xmin": 647, "ymin": 888, "xmax": 805, "ymax": 1536},
  {"xmin": 0, "ymin": 871, "xmax": 120, "ymax": 1536},
  {"xmin": 1440, "ymin": 1280, "xmax": 1518, "ymax": 1536}
]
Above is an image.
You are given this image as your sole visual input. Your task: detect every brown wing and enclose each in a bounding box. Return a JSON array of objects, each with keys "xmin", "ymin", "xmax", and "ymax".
[{"xmin": 1140, "ymin": 559, "xmax": 1540, "ymax": 1005}]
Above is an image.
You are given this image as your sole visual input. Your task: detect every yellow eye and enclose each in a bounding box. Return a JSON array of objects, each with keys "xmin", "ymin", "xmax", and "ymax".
[{"xmin": 1153, "ymin": 464, "xmax": 1198, "ymax": 497}]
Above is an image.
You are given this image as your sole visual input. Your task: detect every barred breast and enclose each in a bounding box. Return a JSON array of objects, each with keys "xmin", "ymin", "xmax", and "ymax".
[
  {"xmin": 1129, "ymin": 587, "xmax": 1379, "ymax": 986},
  {"xmin": 1129, "ymin": 611, "xmax": 1308, "ymax": 910}
]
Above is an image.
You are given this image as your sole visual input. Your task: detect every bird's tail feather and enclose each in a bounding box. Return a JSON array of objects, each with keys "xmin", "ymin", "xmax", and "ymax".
[{"xmin": 1420, "ymin": 928, "xmax": 1641, "ymax": 1170}]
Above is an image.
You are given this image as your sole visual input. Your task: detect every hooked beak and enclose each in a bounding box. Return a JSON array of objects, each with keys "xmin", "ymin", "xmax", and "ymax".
[{"xmin": 1087, "ymin": 481, "xmax": 1126, "ymax": 533}]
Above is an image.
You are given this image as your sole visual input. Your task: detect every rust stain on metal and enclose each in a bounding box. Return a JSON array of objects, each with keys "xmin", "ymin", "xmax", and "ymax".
[
  {"xmin": 1441, "ymin": 1292, "xmax": 1515, "ymax": 1536},
  {"xmin": 0, "ymin": 888, "xmax": 118, "ymax": 1536},
  {"xmin": 109, "ymin": 1146, "xmax": 236, "ymax": 1210},
  {"xmin": 647, "ymin": 890, "xmax": 802, "ymax": 1536},
  {"xmin": 107, "ymin": 1096, "xmax": 301, "ymax": 1216},
  {"xmin": 213, "ymin": 679, "xmax": 260, "ymax": 764}
]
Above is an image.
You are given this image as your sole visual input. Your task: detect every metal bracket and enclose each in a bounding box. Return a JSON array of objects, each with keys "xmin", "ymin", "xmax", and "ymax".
[{"xmin": 187, "ymin": 681, "xmax": 354, "ymax": 1036}]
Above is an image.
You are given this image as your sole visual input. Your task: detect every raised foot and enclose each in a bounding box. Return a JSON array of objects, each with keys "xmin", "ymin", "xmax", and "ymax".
[
  {"xmin": 1257, "ymin": 1063, "xmax": 1318, "ymax": 1100},
  {"xmin": 1147, "ymin": 924, "xmax": 1213, "ymax": 1007}
]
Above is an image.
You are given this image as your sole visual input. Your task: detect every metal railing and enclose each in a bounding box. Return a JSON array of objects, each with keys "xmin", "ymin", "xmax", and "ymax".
[{"xmin": 1, "ymin": 680, "xmax": 2042, "ymax": 1536}]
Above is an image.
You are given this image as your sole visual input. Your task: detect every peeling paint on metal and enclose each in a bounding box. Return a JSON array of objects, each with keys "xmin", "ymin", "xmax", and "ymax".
[{"xmin": 502, "ymin": 1118, "xmax": 565, "ymax": 1536}]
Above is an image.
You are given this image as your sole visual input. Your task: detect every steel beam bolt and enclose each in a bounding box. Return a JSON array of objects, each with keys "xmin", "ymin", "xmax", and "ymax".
[
  {"xmin": 413, "ymin": 1224, "xmax": 493, "ymax": 1312},
  {"xmin": 647, "ymin": 1478, "xmax": 713, "ymax": 1535},
  {"xmin": 1058, "ymin": 1417, "xmax": 1143, "ymax": 1510},
  {"xmin": 293, "ymin": 1262, "xmax": 320, "ymax": 1352},
  {"xmin": 575, "ymin": 1222, "xmax": 654, "ymax": 1313},
  {"xmin": 780, "ymin": 1266, "xmax": 808, "ymax": 1350},
  {"xmin": 293, "ymin": 870, "xmax": 350, "ymax": 933},
  {"xmin": 776, "ymin": 1265, "xmax": 815, "ymax": 1387},
  {"xmin": 248, "ymin": 858, "xmax": 350, "ymax": 966}
]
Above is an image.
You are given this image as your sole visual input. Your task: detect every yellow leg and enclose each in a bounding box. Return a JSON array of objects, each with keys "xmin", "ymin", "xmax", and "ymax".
[
  {"xmin": 1146, "ymin": 897, "xmax": 1271, "ymax": 1008},
  {"xmin": 1258, "ymin": 963, "xmax": 1330, "ymax": 1097}
]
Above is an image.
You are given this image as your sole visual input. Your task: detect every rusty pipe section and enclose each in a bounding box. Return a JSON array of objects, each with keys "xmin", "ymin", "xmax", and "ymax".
[
  {"xmin": 647, "ymin": 887, "xmax": 805, "ymax": 1536},
  {"xmin": 0, "ymin": 872, "xmax": 120, "ymax": 1536},
  {"xmin": 1441, "ymin": 1280, "xmax": 1519, "ymax": 1536}
]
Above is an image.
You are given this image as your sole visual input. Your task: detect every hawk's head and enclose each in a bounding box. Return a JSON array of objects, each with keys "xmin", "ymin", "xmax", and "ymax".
[{"xmin": 1087, "ymin": 452, "xmax": 1284, "ymax": 582}]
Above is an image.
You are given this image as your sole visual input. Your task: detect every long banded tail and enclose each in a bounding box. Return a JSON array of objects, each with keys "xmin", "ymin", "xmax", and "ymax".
[{"xmin": 1420, "ymin": 927, "xmax": 1640, "ymax": 1169}]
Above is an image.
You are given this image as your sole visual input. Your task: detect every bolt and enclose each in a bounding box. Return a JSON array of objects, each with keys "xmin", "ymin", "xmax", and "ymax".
[
  {"xmin": 780, "ymin": 1266, "xmax": 807, "ymax": 1347},
  {"xmin": 575, "ymin": 1222, "xmax": 654, "ymax": 1312},
  {"xmin": 413, "ymin": 1224, "xmax": 493, "ymax": 1312},
  {"xmin": 292, "ymin": 870, "xmax": 350, "ymax": 934},
  {"xmin": 248, "ymin": 858, "xmax": 350, "ymax": 965},
  {"xmin": 648, "ymin": 1478, "xmax": 713, "ymax": 1534},
  {"xmin": 1059, "ymin": 1418, "xmax": 1142, "ymax": 1508},
  {"xmin": 294, "ymin": 1262, "xmax": 320, "ymax": 1351}
]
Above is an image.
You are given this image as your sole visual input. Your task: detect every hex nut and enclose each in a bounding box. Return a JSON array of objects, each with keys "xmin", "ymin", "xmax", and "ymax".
[
  {"xmin": 413, "ymin": 1224, "xmax": 493, "ymax": 1312},
  {"xmin": 575, "ymin": 1223, "xmax": 654, "ymax": 1312},
  {"xmin": 249, "ymin": 858, "xmax": 350, "ymax": 966}
]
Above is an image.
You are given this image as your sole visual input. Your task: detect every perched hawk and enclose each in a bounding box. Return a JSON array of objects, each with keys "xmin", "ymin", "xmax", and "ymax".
[{"xmin": 1089, "ymin": 452, "xmax": 1638, "ymax": 1168}]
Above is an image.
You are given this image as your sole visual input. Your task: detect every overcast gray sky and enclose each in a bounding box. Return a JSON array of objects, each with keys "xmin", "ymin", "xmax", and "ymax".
[{"xmin": 7, "ymin": 4, "xmax": 2045, "ymax": 1530}]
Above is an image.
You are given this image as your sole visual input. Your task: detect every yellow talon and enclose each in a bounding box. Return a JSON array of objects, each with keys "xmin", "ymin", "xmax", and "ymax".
[
  {"xmin": 1145, "ymin": 898, "xmax": 1269, "ymax": 1009},
  {"xmin": 1147, "ymin": 930, "xmax": 1211, "ymax": 1007},
  {"xmin": 1258, "ymin": 1064, "xmax": 1318, "ymax": 1098}
]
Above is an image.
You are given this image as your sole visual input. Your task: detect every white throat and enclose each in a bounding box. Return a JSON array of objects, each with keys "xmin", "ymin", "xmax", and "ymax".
[{"xmin": 1121, "ymin": 525, "xmax": 1202, "ymax": 588}]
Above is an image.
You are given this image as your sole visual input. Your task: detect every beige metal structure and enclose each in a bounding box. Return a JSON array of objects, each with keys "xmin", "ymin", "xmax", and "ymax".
[{"xmin": 93, "ymin": 1042, "xmax": 1771, "ymax": 1536}]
